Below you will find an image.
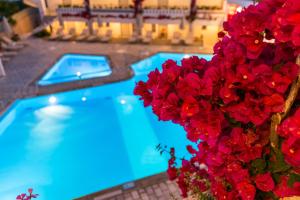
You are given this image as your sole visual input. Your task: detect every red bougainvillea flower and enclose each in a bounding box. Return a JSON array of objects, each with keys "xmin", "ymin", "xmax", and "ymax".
[
  {"xmin": 279, "ymin": 62, "xmax": 299, "ymax": 81},
  {"xmin": 146, "ymin": 69, "xmax": 160, "ymax": 87},
  {"xmin": 134, "ymin": 81, "xmax": 152, "ymax": 106},
  {"xmin": 159, "ymin": 93, "xmax": 180, "ymax": 121},
  {"xmin": 263, "ymin": 93, "xmax": 284, "ymax": 113},
  {"xmin": 211, "ymin": 180, "xmax": 237, "ymax": 200},
  {"xmin": 181, "ymin": 96, "xmax": 200, "ymax": 118},
  {"xmin": 237, "ymin": 181, "xmax": 256, "ymax": 200},
  {"xmin": 219, "ymin": 82, "xmax": 239, "ymax": 104},
  {"xmin": 254, "ymin": 172, "xmax": 275, "ymax": 192},
  {"xmin": 273, "ymin": 0, "xmax": 300, "ymax": 50},
  {"xmin": 134, "ymin": 0, "xmax": 300, "ymax": 199},
  {"xmin": 281, "ymin": 136, "xmax": 300, "ymax": 168},
  {"xmin": 239, "ymin": 33, "xmax": 266, "ymax": 59},
  {"xmin": 273, "ymin": 176, "xmax": 300, "ymax": 197},
  {"xmin": 292, "ymin": 25, "xmax": 300, "ymax": 46},
  {"xmin": 167, "ymin": 166, "xmax": 178, "ymax": 181},
  {"xmin": 278, "ymin": 108, "xmax": 300, "ymax": 138},
  {"xmin": 16, "ymin": 188, "xmax": 38, "ymax": 200},
  {"xmin": 266, "ymin": 73, "xmax": 292, "ymax": 94},
  {"xmin": 235, "ymin": 64, "xmax": 256, "ymax": 86}
]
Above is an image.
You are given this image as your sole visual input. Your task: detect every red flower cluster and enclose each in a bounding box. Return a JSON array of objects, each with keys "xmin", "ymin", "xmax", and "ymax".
[
  {"xmin": 16, "ymin": 189, "xmax": 38, "ymax": 200},
  {"xmin": 278, "ymin": 109, "xmax": 300, "ymax": 170},
  {"xmin": 134, "ymin": 0, "xmax": 300, "ymax": 199},
  {"xmin": 272, "ymin": 0, "xmax": 300, "ymax": 53}
]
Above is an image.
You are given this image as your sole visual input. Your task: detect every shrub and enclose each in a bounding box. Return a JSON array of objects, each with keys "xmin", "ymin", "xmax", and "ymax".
[{"xmin": 134, "ymin": 0, "xmax": 300, "ymax": 199}]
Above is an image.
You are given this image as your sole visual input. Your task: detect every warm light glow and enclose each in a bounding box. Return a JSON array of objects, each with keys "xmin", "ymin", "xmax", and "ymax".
[
  {"xmin": 49, "ymin": 96, "xmax": 57, "ymax": 104},
  {"xmin": 120, "ymin": 99, "xmax": 126, "ymax": 105},
  {"xmin": 228, "ymin": 4, "xmax": 242, "ymax": 17},
  {"xmin": 236, "ymin": 6, "xmax": 243, "ymax": 13},
  {"xmin": 184, "ymin": 54, "xmax": 190, "ymax": 59},
  {"xmin": 81, "ymin": 97, "xmax": 87, "ymax": 102}
]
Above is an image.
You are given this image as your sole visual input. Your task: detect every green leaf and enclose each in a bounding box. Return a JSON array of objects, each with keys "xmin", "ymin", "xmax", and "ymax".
[
  {"xmin": 256, "ymin": 190, "xmax": 279, "ymax": 200},
  {"xmin": 287, "ymin": 173, "xmax": 300, "ymax": 188},
  {"xmin": 270, "ymin": 150, "xmax": 291, "ymax": 173},
  {"xmin": 271, "ymin": 161, "xmax": 290, "ymax": 173},
  {"xmin": 272, "ymin": 173, "xmax": 281, "ymax": 184},
  {"xmin": 224, "ymin": 113, "xmax": 242, "ymax": 128},
  {"xmin": 251, "ymin": 159, "xmax": 266, "ymax": 174}
]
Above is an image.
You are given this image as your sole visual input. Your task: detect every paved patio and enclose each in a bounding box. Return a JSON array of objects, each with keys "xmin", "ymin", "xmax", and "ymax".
[
  {"xmin": 75, "ymin": 173, "xmax": 182, "ymax": 200},
  {"xmin": 0, "ymin": 38, "xmax": 212, "ymax": 199}
]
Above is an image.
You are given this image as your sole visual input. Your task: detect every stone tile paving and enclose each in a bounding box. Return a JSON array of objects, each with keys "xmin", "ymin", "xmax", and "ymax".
[
  {"xmin": 0, "ymin": 38, "xmax": 212, "ymax": 199},
  {"xmin": 0, "ymin": 38, "xmax": 212, "ymax": 113},
  {"xmin": 75, "ymin": 173, "xmax": 183, "ymax": 200}
]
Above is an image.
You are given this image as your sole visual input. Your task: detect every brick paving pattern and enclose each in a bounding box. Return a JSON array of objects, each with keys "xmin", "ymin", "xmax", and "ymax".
[{"xmin": 75, "ymin": 173, "xmax": 183, "ymax": 200}]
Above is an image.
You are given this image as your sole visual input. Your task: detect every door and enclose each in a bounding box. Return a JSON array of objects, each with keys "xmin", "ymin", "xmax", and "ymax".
[
  {"xmin": 121, "ymin": 24, "xmax": 131, "ymax": 38},
  {"xmin": 158, "ymin": 25, "xmax": 168, "ymax": 39}
]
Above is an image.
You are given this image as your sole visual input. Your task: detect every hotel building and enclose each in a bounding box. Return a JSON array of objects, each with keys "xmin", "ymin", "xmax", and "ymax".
[{"xmin": 24, "ymin": 0, "xmax": 228, "ymax": 46}]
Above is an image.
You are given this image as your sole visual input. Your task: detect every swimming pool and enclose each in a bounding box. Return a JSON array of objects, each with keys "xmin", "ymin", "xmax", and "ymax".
[
  {"xmin": 38, "ymin": 54, "xmax": 112, "ymax": 86},
  {"xmin": 0, "ymin": 53, "xmax": 212, "ymax": 200}
]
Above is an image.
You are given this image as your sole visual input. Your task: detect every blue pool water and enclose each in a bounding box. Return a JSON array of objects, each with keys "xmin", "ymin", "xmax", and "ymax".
[
  {"xmin": 0, "ymin": 53, "xmax": 212, "ymax": 200},
  {"xmin": 38, "ymin": 54, "xmax": 112, "ymax": 86}
]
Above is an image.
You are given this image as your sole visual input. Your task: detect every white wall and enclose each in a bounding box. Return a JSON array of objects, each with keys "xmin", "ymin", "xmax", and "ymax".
[
  {"xmin": 144, "ymin": 0, "xmax": 191, "ymax": 8},
  {"xmin": 12, "ymin": 8, "xmax": 41, "ymax": 35},
  {"xmin": 197, "ymin": 0, "xmax": 224, "ymax": 8},
  {"xmin": 169, "ymin": 0, "xmax": 189, "ymax": 8},
  {"xmin": 143, "ymin": 0, "xmax": 158, "ymax": 7},
  {"xmin": 46, "ymin": 0, "xmax": 63, "ymax": 13},
  {"xmin": 90, "ymin": 0, "xmax": 120, "ymax": 6}
]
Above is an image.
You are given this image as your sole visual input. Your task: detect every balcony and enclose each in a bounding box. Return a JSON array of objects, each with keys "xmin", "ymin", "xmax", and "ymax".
[
  {"xmin": 91, "ymin": 8, "xmax": 135, "ymax": 23},
  {"xmin": 56, "ymin": 5, "xmax": 226, "ymax": 25},
  {"xmin": 57, "ymin": 6, "xmax": 85, "ymax": 15},
  {"xmin": 143, "ymin": 8, "xmax": 188, "ymax": 24}
]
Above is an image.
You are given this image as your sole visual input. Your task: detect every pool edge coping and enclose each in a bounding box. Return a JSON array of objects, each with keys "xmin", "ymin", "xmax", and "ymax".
[
  {"xmin": 31, "ymin": 53, "xmax": 117, "ymax": 87},
  {"xmin": 74, "ymin": 172, "xmax": 169, "ymax": 200}
]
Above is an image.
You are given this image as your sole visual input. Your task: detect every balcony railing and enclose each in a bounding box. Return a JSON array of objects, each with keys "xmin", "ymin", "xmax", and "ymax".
[
  {"xmin": 91, "ymin": 9, "xmax": 135, "ymax": 22},
  {"xmin": 57, "ymin": 7, "xmax": 85, "ymax": 15},
  {"xmin": 56, "ymin": 6, "xmax": 226, "ymax": 23},
  {"xmin": 143, "ymin": 8, "xmax": 188, "ymax": 17}
]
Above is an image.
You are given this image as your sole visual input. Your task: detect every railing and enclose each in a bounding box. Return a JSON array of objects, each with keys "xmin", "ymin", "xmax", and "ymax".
[
  {"xmin": 57, "ymin": 7, "xmax": 85, "ymax": 15},
  {"xmin": 143, "ymin": 8, "xmax": 188, "ymax": 18},
  {"xmin": 92, "ymin": 8, "xmax": 133, "ymax": 13},
  {"xmin": 195, "ymin": 9, "xmax": 226, "ymax": 22},
  {"xmin": 91, "ymin": 8, "xmax": 134, "ymax": 17},
  {"xmin": 56, "ymin": 6, "xmax": 226, "ymax": 22}
]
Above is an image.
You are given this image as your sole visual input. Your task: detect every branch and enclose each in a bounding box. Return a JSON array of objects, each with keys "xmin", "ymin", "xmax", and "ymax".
[{"xmin": 270, "ymin": 56, "xmax": 300, "ymax": 150}]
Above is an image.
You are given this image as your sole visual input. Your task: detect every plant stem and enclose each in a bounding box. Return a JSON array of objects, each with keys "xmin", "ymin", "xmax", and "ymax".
[{"xmin": 270, "ymin": 56, "xmax": 300, "ymax": 150}]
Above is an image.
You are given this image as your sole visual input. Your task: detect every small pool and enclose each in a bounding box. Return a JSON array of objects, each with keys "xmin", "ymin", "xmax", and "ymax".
[
  {"xmin": 0, "ymin": 53, "xmax": 212, "ymax": 200},
  {"xmin": 38, "ymin": 54, "xmax": 112, "ymax": 86}
]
